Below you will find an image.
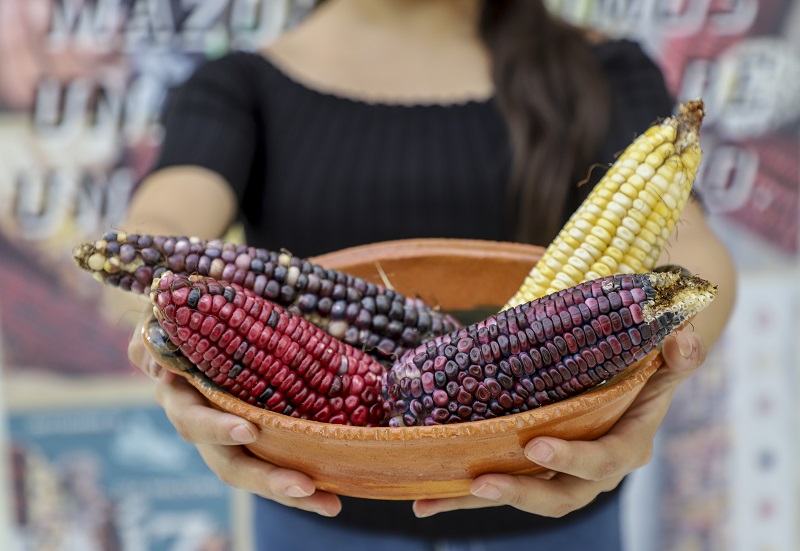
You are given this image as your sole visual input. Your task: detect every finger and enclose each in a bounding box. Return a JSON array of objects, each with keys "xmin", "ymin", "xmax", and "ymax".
[
  {"xmin": 413, "ymin": 493, "xmax": 503, "ymax": 518},
  {"xmin": 475, "ymin": 473, "xmax": 623, "ymax": 517},
  {"xmin": 127, "ymin": 321, "xmax": 160, "ymax": 378},
  {"xmin": 127, "ymin": 316, "xmax": 175, "ymax": 382},
  {"xmin": 196, "ymin": 443, "xmax": 341, "ymax": 517},
  {"xmin": 416, "ymin": 473, "xmax": 620, "ymax": 518},
  {"xmin": 620, "ymin": 330, "xmax": 708, "ymax": 423},
  {"xmin": 659, "ymin": 330, "xmax": 706, "ymax": 382},
  {"xmin": 522, "ymin": 436, "xmax": 646, "ymax": 482},
  {"xmin": 155, "ymin": 378, "xmax": 259, "ymax": 446}
]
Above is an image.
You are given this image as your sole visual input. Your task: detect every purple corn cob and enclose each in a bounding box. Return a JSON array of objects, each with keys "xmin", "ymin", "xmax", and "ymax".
[
  {"xmin": 73, "ymin": 231, "xmax": 462, "ymax": 358},
  {"xmin": 383, "ymin": 272, "xmax": 716, "ymax": 427}
]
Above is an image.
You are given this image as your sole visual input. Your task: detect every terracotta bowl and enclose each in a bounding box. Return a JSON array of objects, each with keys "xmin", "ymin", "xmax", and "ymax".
[{"xmin": 143, "ymin": 238, "xmax": 661, "ymax": 500}]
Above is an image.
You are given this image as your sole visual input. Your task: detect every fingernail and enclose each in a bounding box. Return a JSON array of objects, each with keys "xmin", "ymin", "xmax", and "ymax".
[
  {"xmin": 285, "ymin": 485, "xmax": 312, "ymax": 498},
  {"xmin": 678, "ymin": 336, "xmax": 693, "ymax": 359},
  {"xmin": 146, "ymin": 360, "xmax": 164, "ymax": 381},
  {"xmin": 414, "ymin": 508, "xmax": 434, "ymax": 518},
  {"xmin": 315, "ymin": 507, "xmax": 336, "ymax": 517},
  {"xmin": 526, "ymin": 441, "xmax": 554, "ymax": 463},
  {"xmin": 230, "ymin": 424, "xmax": 256, "ymax": 444},
  {"xmin": 472, "ymin": 483, "xmax": 502, "ymax": 501}
]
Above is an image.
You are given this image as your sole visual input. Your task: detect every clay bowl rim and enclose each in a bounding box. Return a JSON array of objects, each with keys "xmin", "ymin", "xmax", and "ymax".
[
  {"xmin": 310, "ymin": 237, "xmax": 550, "ymax": 265},
  {"xmin": 163, "ymin": 351, "xmax": 661, "ymax": 441}
]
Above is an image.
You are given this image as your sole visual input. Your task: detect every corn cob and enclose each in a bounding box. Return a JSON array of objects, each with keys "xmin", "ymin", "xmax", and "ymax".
[
  {"xmin": 73, "ymin": 232, "xmax": 461, "ymax": 358},
  {"xmin": 384, "ymin": 271, "xmax": 716, "ymax": 427},
  {"xmin": 503, "ymin": 100, "xmax": 705, "ymax": 311},
  {"xmin": 151, "ymin": 271, "xmax": 389, "ymax": 426}
]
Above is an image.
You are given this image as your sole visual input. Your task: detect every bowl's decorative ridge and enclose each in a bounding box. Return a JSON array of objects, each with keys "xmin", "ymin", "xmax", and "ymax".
[{"xmin": 215, "ymin": 351, "xmax": 659, "ymax": 441}]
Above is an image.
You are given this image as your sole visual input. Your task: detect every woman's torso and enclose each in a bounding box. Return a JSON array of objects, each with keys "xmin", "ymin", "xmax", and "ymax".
[{"xmin": 152, "ymin": 37, "xmax": 674, "ymax": 540}]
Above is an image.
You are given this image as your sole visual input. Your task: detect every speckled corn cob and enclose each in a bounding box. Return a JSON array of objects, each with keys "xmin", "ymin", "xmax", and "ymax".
[
  {"xmin": 73, "ymin": 232, "xmax": 461, "ymax": 357},
  {"xmin": 503, "ymin": 100, "xmax": 705, "ymax": 310},
  {"xmin": 385, "ymin": 271, "xmax": 716, "ymax": 427},
  {"xmin": 151, "ymin": 271, "xmax": 388, "ymax": 426}
]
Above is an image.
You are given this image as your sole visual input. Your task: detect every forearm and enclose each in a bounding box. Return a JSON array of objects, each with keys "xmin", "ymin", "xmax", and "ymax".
[
  {"xmin": 657, "ymin": 198, "xmax": 737, "ymax": 349},
  {"xmin": 123, "ymin": 166, "xmax": 238, "ymax": 239},
  {"xmin": 102, "ymin": 166, "xmax": 239, "ymax": 327}
]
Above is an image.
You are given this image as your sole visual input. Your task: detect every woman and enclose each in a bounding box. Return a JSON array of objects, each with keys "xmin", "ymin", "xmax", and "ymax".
[{"xmin": 123, "ymin": 1, "xmax": 736, "ymax": 549}]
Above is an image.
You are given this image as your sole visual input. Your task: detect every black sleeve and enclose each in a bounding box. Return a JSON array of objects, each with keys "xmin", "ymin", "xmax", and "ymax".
[{"xmin": 152, "ymin": 52, "xmax": 260, "ymax": 202}]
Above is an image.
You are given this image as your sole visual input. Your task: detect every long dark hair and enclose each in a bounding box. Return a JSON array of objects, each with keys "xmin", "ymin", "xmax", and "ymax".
[{"xmin": 480, "ymin": 1, "xmax": 611, "ymax": 245}]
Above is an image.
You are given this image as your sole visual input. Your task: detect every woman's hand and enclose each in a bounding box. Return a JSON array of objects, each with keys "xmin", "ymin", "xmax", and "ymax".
[
  {"xmin": 127, "ymin": 315, "xmax": 342, "ymax": 517},
  {"xmin": 412, "ymin": 329, "xmax": 707, "ymax": 518}
]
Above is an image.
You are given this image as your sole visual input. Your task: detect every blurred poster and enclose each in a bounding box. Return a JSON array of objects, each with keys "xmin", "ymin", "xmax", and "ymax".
[
  {"xmin": 0, "ymin": 335, "xmax": 12, "ymax": 551},
  {"xmin": 0, "ymin": 2, "xmax": 309, "ymax": 549},
  {"xmin": 7, "ymin": 404, "xmax": 233, "ymax": 551},
  {"xmin": 0, "ymin": 0, "xmax": 313, "ymax": 375},
  {"xmin": 552, "ymin": 0, "xmax": 799, "ymax": 259}
]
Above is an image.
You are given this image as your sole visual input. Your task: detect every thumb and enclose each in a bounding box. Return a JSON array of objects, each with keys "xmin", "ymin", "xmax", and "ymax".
[
  {"xmin": 659, "ymin": 330, "xmax": 707, "ymax": 380},
  {"xmin": 128, "ymin": 315, "xmax": 176, "ymax": 382}
]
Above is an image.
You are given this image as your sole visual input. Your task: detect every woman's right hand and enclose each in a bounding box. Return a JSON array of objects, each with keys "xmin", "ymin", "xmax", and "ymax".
[{"xmin": 127, "ymin": 315, "xmax": 342, "ymax": 517}]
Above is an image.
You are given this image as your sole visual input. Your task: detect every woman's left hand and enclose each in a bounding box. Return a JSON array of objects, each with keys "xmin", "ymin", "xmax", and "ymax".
[{"xmin": 412, "ymin": 329, "xmax": 707, "ymax": 518}]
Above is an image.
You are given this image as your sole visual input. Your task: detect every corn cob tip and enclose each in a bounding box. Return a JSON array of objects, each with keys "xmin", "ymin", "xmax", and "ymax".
[
  {"xmin": 72, "ymin": 231, "xmax": 157, "ymax": 291},
  {"xmin": 72, "ymin": 241, "xmax": 103, "ymax": 272},
  {"xmin": 150, "ymin": 269, "xmax": 202, "ymax": 291},
  {"xmin": 644, "ymin": 271, "xmax": 716, "ymax": 326},
  {"xmin": 678, "ymin": 99, "xmax": 705, "ymax": 127},
  {"xmin": 675, "ymin": 98, "xmax": 704, "ymax": 152}
]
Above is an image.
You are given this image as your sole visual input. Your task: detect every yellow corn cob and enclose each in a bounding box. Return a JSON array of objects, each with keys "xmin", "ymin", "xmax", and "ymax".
[{"xmin": 503, "ymin": 99, "xmax": 705, "ymax": 311}]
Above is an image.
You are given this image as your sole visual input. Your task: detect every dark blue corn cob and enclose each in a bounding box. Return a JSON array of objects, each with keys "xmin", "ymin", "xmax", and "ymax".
[{"xmin": 73, "ymin": 232, "xmax": 462, "ymax": 358}]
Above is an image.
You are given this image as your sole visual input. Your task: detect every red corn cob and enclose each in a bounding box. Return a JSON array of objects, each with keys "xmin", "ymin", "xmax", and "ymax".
[
  {"xmin": 151, "ymin": 271, "xmax": 389, "ymax": 426},
  {"xmin": 73, "ymin": 232, "xmax": 462, "ymax": 358},
  {"xmin": 384, "ymin": 271, "xmax": 717, "ymax": 427}
]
